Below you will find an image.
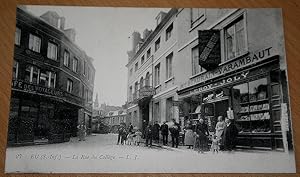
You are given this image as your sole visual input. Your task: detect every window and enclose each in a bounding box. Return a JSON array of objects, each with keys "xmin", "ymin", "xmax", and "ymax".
[
  {"xmin": 154, "ymin": 63, "xmax": 160, "ymax": 86},
  {"xmin": 63, "ymin": 50, "xmax": 70, "ymax": 67},
  {"xmin": 155, "ymin": 37, "xmax": 160, "ymax": 51},
  {"xmin": 135, "ymin": 62, "xmax": 138, "ymax": 72},
  {"xmin": 140, "ymin": 77, "xmax": 144, "ymax": 88},
  {"xmin": 147, "ymin": 48, "xmax": 151, "ymax": 58},
  {"xmin": 141, "ymin": 55, "xmax": 145, "ymax": 64},
  {"xmin": 29, "ymin": 34, "xmax": 41, "ymax": 52},
  {"xmin": 25, "ymin": 65, "xmax": 40, "ymax": 84},
  {"xmin": 166, "ymin": 97, "xmax": 173, "ymax": 122},
  {"xmin": 154, "ymin": 102, "xmax": 160, "ymax": 122},
  {"xmin": 145, "ymin": 72, "xmax": 150, "ymax": 86},
  {"xmin": 73, "ymin": 58, "xmax": 78, "ymax": 72},
  {"xmin": 224, "ymin": 16, "xmax": 246, "ymax": 61},
  {"xmin": 166, "ymin": 52, "xmax": 173, "ymax": 79},
  {"xmin": 166, "ymin": 23, "xmax": 173, "ymax": 41},
  {"xmin": 40, "ymin": 70, "xmax": 56, "ymax": 88},
  {"xmin": 130, "ymin": 68, "xmax": 133, "ymax": 76},
  {"xmin": 83, "ymin": 60, "xmax": 86, "ymax": 75},
  {"xmin": 87, "ymin": 67, "xmax": 90, "ymax": 80},
  {"xmin": 15, "ymin": 27, "xmax": 21, "ymax": 45},
  {"xmin": 13, "ymin": 61, "xmax": 18, "ymax": 79},
  {"xmin": 134, "ymin": 81, "xmax": 139, "ymax": 93},
  {"xmin": 85, "ymin": 89, "xmax": 89, "ymax": 101},
  {"xmin": 47, "ymin": 42, "xmax": 58, "ymax": 60},
  {"xmin": 82, "ymin": 84, "xmax": 85, "ymax": 98},
  {"xmin": 67, "ymin": 79, "xmax": 73, "ymax": 93},
  {"xmin": 192, "ymin": 46, "xmax": 204, "ymax": 75},
  {"xmin": 190, "ymin": 8, "xmax": 205, "ymax": 28}
]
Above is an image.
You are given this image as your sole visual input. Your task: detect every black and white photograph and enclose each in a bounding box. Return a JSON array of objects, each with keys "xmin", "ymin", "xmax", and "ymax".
[{"xmin": 5, "ymin": 5, "xmax": 296, "ymax": 173}]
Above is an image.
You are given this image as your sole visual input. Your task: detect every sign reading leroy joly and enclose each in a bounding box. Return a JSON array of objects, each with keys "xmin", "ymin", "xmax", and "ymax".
[
  {"xmin": 180, "ymin": 46, "xmax": 274, "ymax": 90},
  {"xmin": 198, "ymin": 30, "xmax": 221, "ymax": 70}
]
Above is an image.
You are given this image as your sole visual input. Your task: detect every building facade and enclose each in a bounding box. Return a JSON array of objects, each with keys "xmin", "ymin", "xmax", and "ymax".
[
  {"xmin": 8, "ymin": 8, "xmax": 95, "ymax": 145},
  {"xmin": 126, "ymin": 9, "xmax": 179, "ymax": 132},
  {"xmin": 104, "ymin": 110, "xmax": 127, "ymax": 133},
  {"xmin": 175, "ymin": 8, "xmax": 293, "ymax": 150}
]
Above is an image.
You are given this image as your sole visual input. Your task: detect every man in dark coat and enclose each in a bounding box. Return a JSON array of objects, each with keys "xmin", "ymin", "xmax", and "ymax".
[
  {"xmin": 169, "ymin": 119, "xmax": 180, "ymax": 148},
  {"xmin": 145, "ymin": 124, "xmax": 153, "ymax": 147},
  {"xmin": 117, "ymin": 124, "xmax": 125, "ymax": 145},
  {"xmin": 128, "ymin": 123, "xmax": 133, "ymax": 133},
  {"xmin": 160, "ymin": 121, "xmax": 169, "ymax": 145},
  {"xmin": 223, "ymin": 118, "xmax": 239, "ymax": 151},
  {"xmin": 152, "ymin": 121, "xmax": 160, "ymax": 143},
  {"xmin": 194, "ymin": 118, "xmax": 209, "ymax": 153}
]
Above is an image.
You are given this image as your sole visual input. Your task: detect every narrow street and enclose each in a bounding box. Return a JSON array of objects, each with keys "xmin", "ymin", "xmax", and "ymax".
[{"xmin": 5, "ymin": 134, "xmax": 295, "ymax": 173}]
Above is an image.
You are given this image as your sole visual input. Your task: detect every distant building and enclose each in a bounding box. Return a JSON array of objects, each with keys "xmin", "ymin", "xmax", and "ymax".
[
  {"xmin": 8, "ymin": 8, "xmax": 95, "ymax": 146},
  {"xmin": 104, "ymin": 110, "xmax": 128, "ymax": 133}
]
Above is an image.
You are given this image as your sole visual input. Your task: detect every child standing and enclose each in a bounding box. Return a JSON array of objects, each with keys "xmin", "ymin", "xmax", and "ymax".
[
  {"xmin": 210, "ymin": 135, "xmax": 220, "ymax": 153},
  {"xmin": 134, "ymin": 129, "xmax": 142, "ymax": 146}
]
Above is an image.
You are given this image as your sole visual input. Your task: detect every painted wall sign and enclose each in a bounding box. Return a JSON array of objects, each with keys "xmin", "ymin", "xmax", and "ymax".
[
  {"xmin": 198, "ymin": 30, "xmax": 221, "ymax": 70},
  {"xmin": 180, "ymin": 71, "xmax": 249, "ymax": 98},
  {"xmin": 12, "ymin": 80, "xmax": 63, "ymax": 97},
  {"xmin": 179, "ymin": 47, "xmax": 274, "ymax": 90}
]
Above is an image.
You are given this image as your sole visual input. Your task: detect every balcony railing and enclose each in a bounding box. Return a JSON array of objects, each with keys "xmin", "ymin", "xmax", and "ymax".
[{"xmin": 130, "ymin": 86, "xmax": 155, "ymax": 103}]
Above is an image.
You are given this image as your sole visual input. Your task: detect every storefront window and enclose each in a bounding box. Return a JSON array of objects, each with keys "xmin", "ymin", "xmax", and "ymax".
[
  {"xmin": 13, "ymin": 61, "xmax": 18, "ymax": 79},
  {"xmin": 249, "ymin": 78, "xmax": 268, "ymax": 102},
  {"xmin": 25, "ymin": 65, "xmax": 40, "ymax": 84},
  {"xmin": 40, "ymin": 71, "xmax": 50, "ymax": 87}
]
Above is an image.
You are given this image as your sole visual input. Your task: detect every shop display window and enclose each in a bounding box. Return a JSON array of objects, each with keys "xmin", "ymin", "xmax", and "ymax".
[{"xmin": 233, "ymin": 77, "xmax": 271, "ymax": 134}]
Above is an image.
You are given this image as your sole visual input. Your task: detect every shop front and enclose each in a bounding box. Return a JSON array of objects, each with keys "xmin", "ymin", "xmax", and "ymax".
[
  {"xmin": 178, "ymin": 50, "xmax": 289, "ymax": 150},
  {"xmin": 8, "ymin": 80, "xmax": 83, "ymax": 146}
]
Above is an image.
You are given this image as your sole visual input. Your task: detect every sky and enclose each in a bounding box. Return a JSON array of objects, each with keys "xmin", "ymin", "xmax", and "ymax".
[{"xmin": 25, "ymin": 5, "xmax": 169, "ymax": 106}]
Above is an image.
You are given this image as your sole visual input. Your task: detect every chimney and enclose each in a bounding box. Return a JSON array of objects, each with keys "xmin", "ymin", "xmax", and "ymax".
[
  {"xmin": 155, "ymin": 11, "xmax": 167, "ymax": 26},
  {"xmin": 143, "ymin": 28, "xmax": 151, "ymax": 39},
  {"xmin": 64, "ymin": 28, "xmax": 76, "ymax": 42},
  {"xmin": 131, "ymin": 31, "xmax": 141, "ymax": 53}
]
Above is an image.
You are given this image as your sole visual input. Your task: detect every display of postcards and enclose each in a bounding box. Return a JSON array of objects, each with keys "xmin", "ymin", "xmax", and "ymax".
[
  {"xmin": 249, "ymin": 94, "xmax": 257, "ymax": 102},
  {"xmin": 240, "ymin": 115, "xmax": 250, "ymax": 121},
  {"xmin": 258, "ymin": 91, "xmax": 267, "ymax": 100},
  {"xmin": 262, "ymin": 103, "xmax": 270, "ymax": 110},
  {"xmin": 250, "ymin": 105, "xmax": 258, "ymax": 112},
  {"xmin": 258, "ymin": 113, "xmax": 264, "ymax": 119},
  {"xmin": 240, "ymin": 106, "xmax": 249, "ymax": 113},
  {"xmin": 257, "ymin": 104, "xmax": 263, "ymax": 110},
  {"xmin": 241, "ymin": 95, "xmax": 249, "ymax": 103},
  {"xmin": 263, "ymin": 112, "xmax": 270, "ymax": 120}
]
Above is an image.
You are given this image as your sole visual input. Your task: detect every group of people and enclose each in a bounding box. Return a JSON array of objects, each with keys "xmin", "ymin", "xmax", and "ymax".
[
  {"xmin": 144, "ymin": 119, "xmax": 180, "ymax": 148},
  {"xmin": 184, "ymin": 116, "xmax": 238, "ymax": 153},
  {"xmin": 117, "ymin": 123, "xmax": 143, "ymax": 146}
]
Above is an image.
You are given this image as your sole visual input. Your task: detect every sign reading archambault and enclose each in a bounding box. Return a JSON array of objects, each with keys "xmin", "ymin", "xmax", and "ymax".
[
  {"xmin": 12, "ymin": 80, "xmax": 64, "ymax": 97},
  {"xmin": 179, "ymin": 47, "xmax": 274, "ymax": 90},
  {"xmin": 198, "ymin": 30, "xmax": 221, "ymax": 70}
]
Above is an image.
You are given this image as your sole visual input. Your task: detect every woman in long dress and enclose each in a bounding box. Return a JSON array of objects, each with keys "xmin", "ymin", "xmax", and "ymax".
[
  {"xmin": 215, "ymin": 116, "xmax": 226, "ymax": 149},
  {"xmin": 184, "ymin": 120, "xmax": 194, "ymax": 149},
  {"xmin": 194, "ymin": 118, "xmax": 209, "ymax": 153}
]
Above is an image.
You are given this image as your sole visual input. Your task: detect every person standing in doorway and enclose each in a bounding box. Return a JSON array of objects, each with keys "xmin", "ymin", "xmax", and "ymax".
[
  {"xmin": 169, "ymin": 119, "xmax": 180, "ymax": 148},
  {"xmin": 184, "ymin": 120, "xmax": 194, "ymax": 149},
  {"xmin": 215, "ymin": 116, "xmax": 226, "ymax": 150},
  {"xmin": 160, "ymin": 121, "xmax": 169, "ymax": 145}
]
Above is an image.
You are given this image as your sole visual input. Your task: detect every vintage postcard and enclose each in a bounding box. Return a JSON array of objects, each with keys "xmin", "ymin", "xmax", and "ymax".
[{"xmin": 5, "ymin": 5, "xmax": 296, "ymax": 173}]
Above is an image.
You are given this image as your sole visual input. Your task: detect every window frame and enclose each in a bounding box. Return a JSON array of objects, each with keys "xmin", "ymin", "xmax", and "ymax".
[
  {"xmin": 191, "ymin": 45, "xmax": 205, "ymax": 76},
  {"xmin": 155, "ymin": 37, "xmax": 161, "ymax": 52},
  {"xmin": 15, "ymin": 27, "xmax": 21, "ymax": 46},
  {"xmin": 13, "ymin": 60, "xmax": 19, "ymax": 79},
  {"xmin": 63, "ymin": 50, "xmax": 70, "ymax": 67},
  {"xmin": 72, "ymin": 58, "xmax": 78, "ymax": 73},
  {"xmin": 28, "ymin": 33, "xmax": 42, "ymax": 53},
  {"xmin": 166, "ymin": 52, "xmax": 173, "ymax": 79},
  {"xmin": 147, "ymin": 48, "xmax": 151, "ymax": 58},
  {"xmin": 154, "ymin": 63, "xmax": 160, "ymax": 87},
  {"xmin": 47, "ymin": 41, "xmax": 58, "ymax": 60},
  {"xmin": 67, "ymin": 79, "xmax": 73, "ymax": 93},
  {"xmin": 166, "ymin": 23, "xmax": 173, "ymax": 41},
  {"xmin": 223, "ymin": 14, "xmax": 248, "ymax": 62},
  {"xmin": 190, "ymin": 8, "xmax": 206, "ymax": 29}
]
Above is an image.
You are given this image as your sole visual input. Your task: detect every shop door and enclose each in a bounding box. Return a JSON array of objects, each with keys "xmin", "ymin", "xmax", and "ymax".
[
  {"xmin": 34, "ymin": 102, "xmax": 54, "ymax": 142},
  {"xmin": 18, "ymin": 100, "xmax": 38, "ymax": 143}
]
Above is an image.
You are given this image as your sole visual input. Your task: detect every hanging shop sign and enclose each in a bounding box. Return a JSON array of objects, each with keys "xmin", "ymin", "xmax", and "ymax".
[
  {"xmin": 198, "ymin": 30, "xmax": 221, "ymax": 70},
  {"xmin": 179, "ymin": 47, "xmax": 275, "ymax": 90},
  {"xmin": 181, "ymin": 71, "xmax": 249, "ymax": 98}
]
